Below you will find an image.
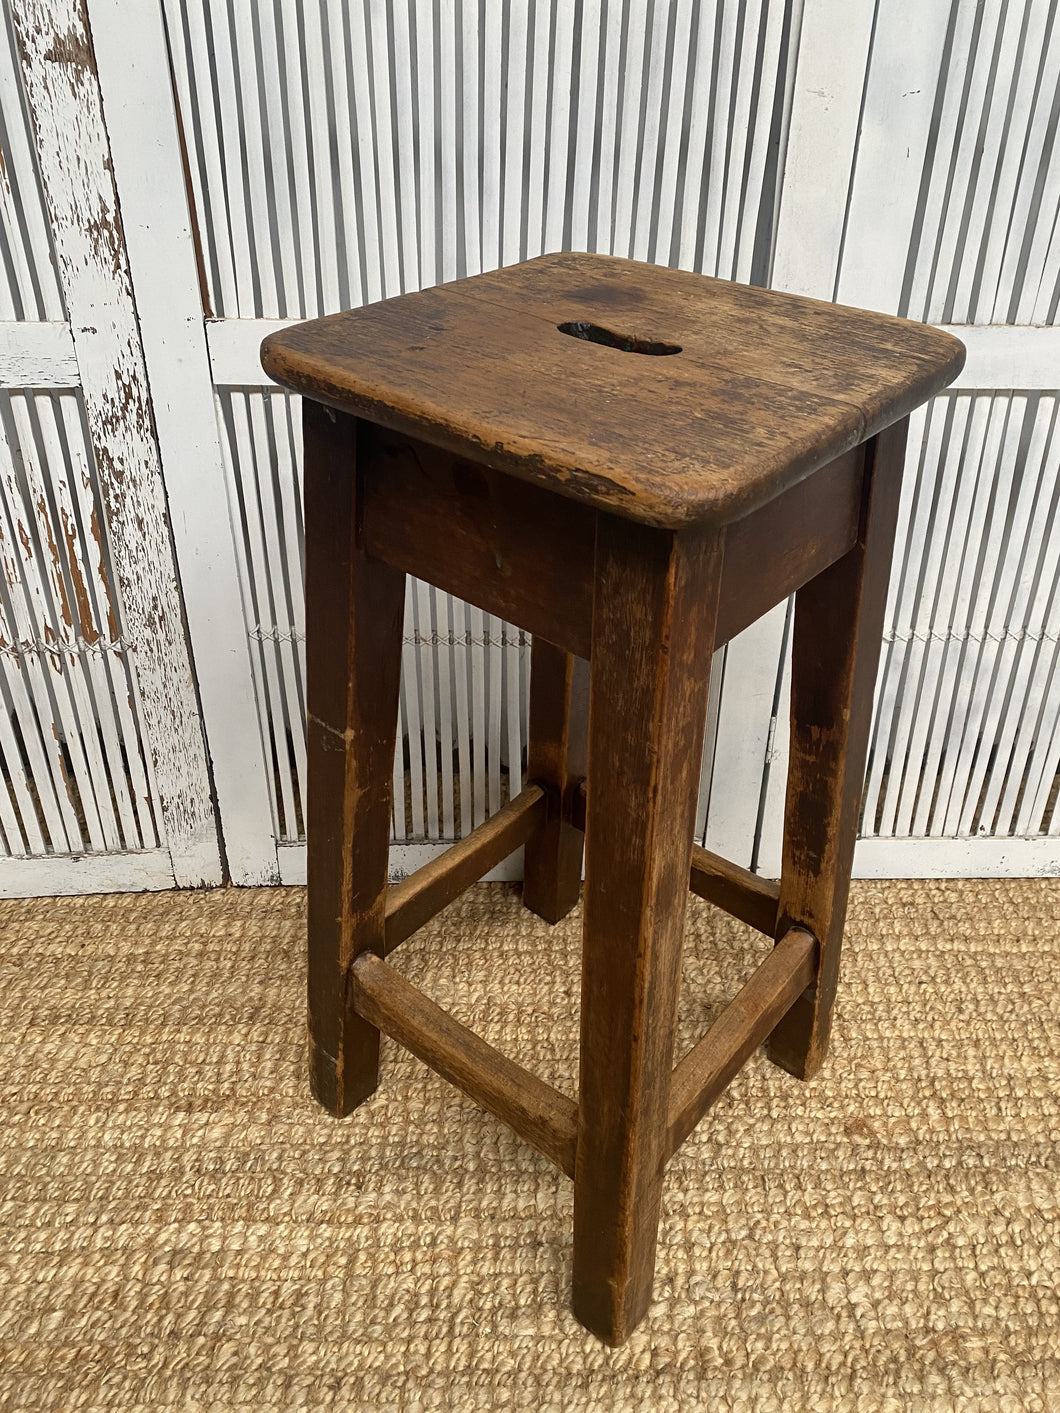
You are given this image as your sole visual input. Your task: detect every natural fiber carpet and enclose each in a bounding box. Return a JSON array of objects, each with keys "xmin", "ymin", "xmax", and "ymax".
[{"xmin": 0, "ymin": 880, "xmax": 1057, "ymax": 1411}]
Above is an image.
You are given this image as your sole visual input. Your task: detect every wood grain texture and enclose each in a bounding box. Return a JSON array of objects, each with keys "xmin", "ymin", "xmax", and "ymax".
[
  {"xmin": 360, "ymin": 425, "xmax": 594, "ymax": 658},
  {"xmin": 714, "ymin": 444, "xmax": 864, "ymax": 647},
  {"xmin": 767, "ymin": 420, "xmax": 909, "ymax": 1080},
  {"xmin": 360, "ymin": 427, "xmax": 864, "ymax": 661},
  {"xmin": 523, "ymin": 640, "xmax": 589, "ymax": 923},
  {"xmin": 304, "ymin": 403, "xmax": 406, "ymax": 1116},
  {"xmin": 385, "ymin": 785, "xmax": 546, "ymax": 952},
  {"xmin": 350, "ymin": 951, "xmax": 578, "ymax": 1177},
  {"xmin": 689, "ymin": 845, "xmax": 781, "ymax": 936},
  {"xmin": 574, "ymin": 515, "xmax": 723, "ymax": 1345},
  {"xmin": 262, "ymin": 252, "xmax": 965, "ymax": 531},
  {"xmin": 666, "ymin": 927, "xmax": 817, "ymax": 1157}
]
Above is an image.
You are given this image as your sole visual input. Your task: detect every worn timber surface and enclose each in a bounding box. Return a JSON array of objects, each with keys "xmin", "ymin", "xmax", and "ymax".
[{"xmin": 262, "ymin": 252, "xmax": 965, "ymax": 530}]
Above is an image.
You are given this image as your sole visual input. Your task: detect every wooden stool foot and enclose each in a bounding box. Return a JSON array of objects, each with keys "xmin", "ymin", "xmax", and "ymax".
[
  {"xmin": 571, "ymin": 1274, "xmax": 653, "ymax": 1348},
  {"xmin": 309, "ymin": 1031, "xmax": 380, "ymax": 1117},
  {"xmin": 521, "ymin": 843, "xmax": 582, "ymax": 925}
]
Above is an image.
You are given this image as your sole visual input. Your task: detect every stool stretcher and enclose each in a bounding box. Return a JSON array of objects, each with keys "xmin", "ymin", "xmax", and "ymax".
[
  {"xmin": 666, "ymin": 927, "xmax": 817, "ymax": 1157},
  {"xmin": 688, "ymin": 844, "xmax": 781, "ymax": 936},
  {"xmin": 351, "ymin": 950, "xmax": 578, "ymax": 1176},
  {"xmin": 384, "ymin": 785, "xmax": 546, "ymax": 953}
]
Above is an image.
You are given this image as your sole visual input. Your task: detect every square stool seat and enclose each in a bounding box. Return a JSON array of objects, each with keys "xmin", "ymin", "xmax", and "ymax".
[
  {"xmin": 262, "ymin": 254, "xmax": 964, "ymax": 1345},
  {"xmin": 262, "ymin": 251, "xmax": 963, "ymax": 530}
]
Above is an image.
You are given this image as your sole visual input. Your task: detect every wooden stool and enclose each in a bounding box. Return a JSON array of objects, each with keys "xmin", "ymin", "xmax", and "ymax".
[{"xmin": 261, "ymin": 254, "xmax": 964, "ymax": 1345}]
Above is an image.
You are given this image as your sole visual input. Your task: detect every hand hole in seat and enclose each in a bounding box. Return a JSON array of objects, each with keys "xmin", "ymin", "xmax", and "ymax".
[{"xmin": 557, "ymin": 320, "xmax": 682, "ymax": 356}]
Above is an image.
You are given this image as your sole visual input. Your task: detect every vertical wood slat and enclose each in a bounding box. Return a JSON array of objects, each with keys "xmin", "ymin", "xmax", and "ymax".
[
  {"xmin": 650, "ymin": 0, "xmax": 694, "ymax": 267},
  {"xmin": 255, "ymin": 0, "xmax": 304, "ymax": 317},
  {"xmin": 502, "ymin": 1, "xmax": 528, "ymax": 266},
  {"xmin": 248, "ymin": 393, "xmax": 305, "ymax": 822},
  {"xmin": 995, "ymin": 400, "xmax": 1060, "ymax": 832},
  {"xmin": 55, "ymin": 394, "xmax": 157, "ymax": 849},
  {"xmin": 771, "ymin": 0, "xmax": 877, "ymax": 299},
  {"xmin": 861, "ymin": 404, "xmax": 939, "ymax": 835},
  {"xmin": 451, "ymin": 596, "xmax": 472, "ymax": 837},
  {"xmin": 999, "ymin": 8, "xmax": 1060, "ymax": 322},
  {"xmin": 29, "ymin": 397, "xmax": 130, "ymax": 848},
  {"xmin": 481, "ymin": 2, "xmax": 502, "ymax": 271},
  {"xmin": 569, "ymin": 0, "xmax": 602, "ymax": 254},
  {"xmin": 715, "ymin": 0, "xmax": 760, "ymax": 280},
  {"xmin": 0, "ymin": 387, "xmax": 158, "ymax": 858},
  {"xmin": 12, "ymin": 0, "xmax": 220, "ymax": 883},
  {"xmin": 676, "ymin": 2, "xmax": 718, "ymax": 271},
  {"xmin": 611, "ymin": 1, "xmax": 647, "ymax": 261},
  {"xmin": 524, "ymin": 1, "xmax": 552, "ymax": 260},
  {"xmin": 414, "ymin": 580, "xmax": 440, "ymax": 838},
  {"xmin": 834, "ymin": 1, "xmax": 953, "ymax": 314},
  {"xmin": 434, "ymin": 588, "xmax": 455, "ymax": 840},
  {"xmin": 487, "ymin": 612, "xmax": 503, "ymax": 816},
  {"xmin": 946, "ymin": 399, "xmax": 1038, "ymax": 834},
  {"xmin": 704, "ymin": 602, "xmax": 789, "ymax": 869},
  {"xmin": 966, "ymin": 0, "xmax": 1052, "ymax": 324},
  {"xmin": 459, "ymin": 1, "xmax": 481, "ymax": 277},
  {"xmin": 229, "ymin": 393, "xmax": 299, "ymax": 839},
  {"xmin": 593, "ymin": 1, "xmax": 623, "ymax": 255},
  {"xmin": 389, "ymin": 0, "xmax": 418, "ymax": 292},
  {"xmin": 301, "ymin": 2, "xmax": 344, "ymax": 311},
  {"xmin": 469, "ymin": 604, "xmax": 487, "ymax": 830},
  {"xmin": 899, "ymin": 0, "xmax": 1060, "ymax": 326},
  {"xmin": 0, "ymin": 4, "xmax": 64, "ymax": 321},
  {"xmin": 437, "ymin": 0, "xmax": 458, "ymax": 284},
  {"xmin": 5, "ymin": 393, "xmax": 111, "ymax": 850},
  {"xmin": 401, "ymin": 592, "xmax": 426, "ymax": 840},
  {"xmin": 417, "ymin": 4, "xmax": 439, "ymax": 288},
  {"xmin": 325, "ymin": 7, "xmax": 365, "ymax": 308},
  {"xmin": 700, "ymin": 1, "xmax": 740, "ymax": 278},
  {"xmin": 629, "ymin": 0, "xmax": 671, "ymax": 264},
  {"xmin": 347, "ymin": 3, "xmax": 383, "ymax": 305},
  {"xmin": 0, "ymin": 408, "xmax": 79, "ymax": 849},
  {"xmin": 163, "ymin": 0, "xmax": 233, "ymax": 314},
  {"xmin": 205, "ymin": 0, "xmax": 260, "ymax": 314}
]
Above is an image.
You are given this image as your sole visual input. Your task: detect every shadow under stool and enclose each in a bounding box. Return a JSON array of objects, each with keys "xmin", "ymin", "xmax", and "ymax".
[{"xmin": 261, "ymin": 252, "xmax": 965, "ymax": 1345}]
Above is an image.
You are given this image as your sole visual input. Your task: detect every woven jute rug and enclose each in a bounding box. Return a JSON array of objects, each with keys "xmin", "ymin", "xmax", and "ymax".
[{"xmin": 0, "ymin": 879, "xmax": 1057, "ymax": 1411}]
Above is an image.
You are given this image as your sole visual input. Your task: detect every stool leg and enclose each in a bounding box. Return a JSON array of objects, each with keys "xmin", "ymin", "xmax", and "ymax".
[
  {"xmin": 523, "ymin": 638, "xmax": 589, "ymax": 923},
  {"xmin": 304, "ymin": 402, "xmax": 406, "ymax": 1116},
  {"xmin": 573, "ymin": 517, "xmax": 722, "ymax": 1345},
  {"xmin": 767, "ymin": 421, "xmax": 908, "ymax": 1081}
]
